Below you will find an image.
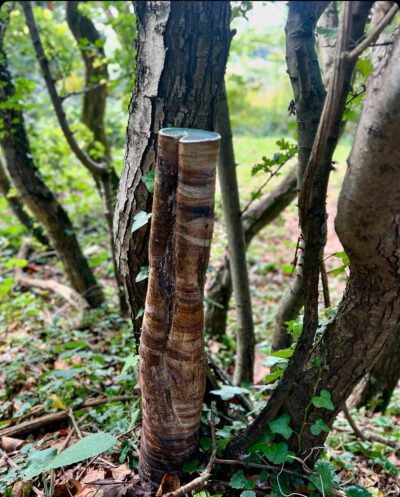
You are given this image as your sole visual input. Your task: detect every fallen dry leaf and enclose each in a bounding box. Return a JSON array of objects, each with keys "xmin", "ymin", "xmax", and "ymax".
[
  {"xmin": 53, "ymin": 479, "xmax": 81, "ymax": 497},
  {"xmin": 1, "ymin": 435, "xmax": 24, "ymax": 452},
  {"xmin": 11, "ymin": 482, "xmax": 31, "ymax": 497},
  {"xmin": 107, "ymin": 464, "xmax": 132, "ymax": 481},
  {"xmin": 156, "ymin": 473, "xmax": 181, "ymax": 497},
  {"xmin": 81, "ymin": 468, "xmax": 106, "ymax": 484}
]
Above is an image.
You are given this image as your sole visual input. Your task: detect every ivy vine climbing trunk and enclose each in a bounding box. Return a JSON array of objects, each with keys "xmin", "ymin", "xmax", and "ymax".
[
  {"xmin": 0, "ymin": 31, "xmax": 103, "ymax": 308},
  {"xmin": 140, "ymin": 128, "xmax": 220, "ymax": 486},
  {"xmin": 113, "ymin": 1, "xmax": 231, "ymax": 330}
]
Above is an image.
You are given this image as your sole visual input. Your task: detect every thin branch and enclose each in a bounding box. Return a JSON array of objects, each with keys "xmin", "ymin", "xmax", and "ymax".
[
  {"xmin": 342, "ymin": 404, "xmax": 366, "ymax": 441},
  {"xmin": 320, "ymin": 261, "xmax": 331, "ymax": 308},
  {"xmin": 60, "ymin": 72, "xmax": 133, "ymax": 102},
  {"xmin": 21, "ymin": 2, "xmax": 107, "ymax": 176},
  {"xmin": 241, "ymin": 159, "xmax": 290, "ymax": 216},
  {"xmin": 347, "ymin": 3, "xmax": 399, "ymax": 61}
]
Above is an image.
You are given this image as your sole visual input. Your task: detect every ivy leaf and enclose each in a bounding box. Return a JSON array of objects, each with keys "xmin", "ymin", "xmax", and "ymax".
[
  {"xmin": 142, "ymin": 168, "xmax": 155, "ymax": 193},
  {"xmin": 121, "ymin": 353, "xmax": 139, "ymax": 374},
  {"xmin": 230, "ymin": 470, "xmax": 249, "ymax": 490},
  {"xmin": 135, "ymin": 266, "xmax": 149, "ymax": 283},
  {"xmin": 131, "ymin": 211, "xmax": 152, "ymax": 233},
  {"xmin": 182, "ymin": 459, "xmax": 202, "ymax": 473},
  {"xmin": 247, "ymin": 431, "xmax": 275, "ymax": 453},
  {"xmin": 310, "ymin": 460, "xmax": 337, "ymax": 496},
  {"xmin": 263, "ymin": 356, "xmax": 288, "ymax": 368},
  {"xmin": 264, "ymin": 369, "xmax": 284, "ymax": 384},
  {"xmin": 310, "ymin": 418, "xmax": 330, "ymax": 436},
  {"xmin": 240, "ymin": 492, "xmax": 256, "ymax": 497},
  {"xmin": 312, "ymin": 390, "xmax": 334, "ymax": 411},
  {"xmin": 210, "ymin": 385, "xmax": 249, "ymax": 401},
  {"xmin": 263, "ymin": 442, "xmax": 288, "ymax": 464},
  {"xmin": 344, "ymin": 486, "xmax": 373, "ymax": 497},
  {"xmin": 268, "ymin": 413, "xmax": 292, "ymax": 440}
]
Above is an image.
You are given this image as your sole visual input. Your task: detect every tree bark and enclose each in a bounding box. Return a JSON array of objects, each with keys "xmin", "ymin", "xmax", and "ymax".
[
  {"xmin": 271, "ymin": 1, "xmax": 329, "ymax": 351},
  {"xmin": 139, "ymin": 129, "xmax": 220, "ymax": 486},
  {"xmin": 204, "ymin": 165, "xmax": 297, "ymax": 338},
  {"xmin": 113, "ymin": 1, "xmax": 231, "ymax": 327},
  {"xmin": 66, "ymin": 1, "xmax": 127, "ymax": 312},
  {"xmin": 0, "ymin": 157, "xmax": 50, "ymax": 247},
  {"xmin": 216, "ymin": 82, "xmax": 255, "ymax": 385},
  {"xmin": 0, "ymin": 35, "xmax": 103, "ymax": 308}
]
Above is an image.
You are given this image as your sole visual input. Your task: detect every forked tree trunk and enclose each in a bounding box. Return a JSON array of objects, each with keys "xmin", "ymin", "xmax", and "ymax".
[
  {"xmin": 317, "ymin": 1, "xmax": 339, "ymax": 86},
  {"xmin": 216, "ymin": 82, "xmax": 255, "ymax": 385},
  {"xmin": 0, "ymin": 157, "xmax": 50, "ymax": 247},
  {"xmin": 0, "ymin": 36, "xmax": 103, "ymax": 308},
  {"xmin": 114, "ymin": 1, "xmax": 230, "ymax": 328},
  {"xmin": 139, "ymin": 128, "xmax": 220, "ymax": 486}
]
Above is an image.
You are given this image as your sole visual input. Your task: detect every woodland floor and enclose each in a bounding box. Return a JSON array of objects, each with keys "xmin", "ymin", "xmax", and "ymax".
[{"xmin": 0, "ymin": 136, "xmax": 398, "ymax": 496}]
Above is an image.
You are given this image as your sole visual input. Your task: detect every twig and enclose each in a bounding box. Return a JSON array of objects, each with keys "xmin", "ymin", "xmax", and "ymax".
[
  {"xmin": 342, "ymin": 404, "xmax": 366, "ymax": 441},
  {"xmin": 320, "ymin": 261, "xmax": 331, "ymax": 308},
  {"xmin": 60, "ymin": 72, "xmax": 133, "ymax": 101},
  {"xmin": 241, "ymin": 159, "xmax": 290, "ymax": 216},
  {"xmin": 346, "ymin": 84, "xmax": 366, "ymax": 105},
  {"xmin": 346, "ymin": 3, "xmax": 399, "ymax": 61},
  {"xmin": 68, "ymin": 409, "xmax": 83, "ymax": 439},
  {"xmin": 0, "ymin": 395, "xmax": 137, "ymax": 438}
]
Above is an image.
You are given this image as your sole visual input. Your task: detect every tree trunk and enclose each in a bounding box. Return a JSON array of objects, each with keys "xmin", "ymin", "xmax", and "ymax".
[
  {"xmin": 113, "ymin": 1, "xmax": 231, "ymax": 328},
  {"xmin": 0, "ymin": 157, "xmax": 50, "ymax": 247},
  {"xmin": 66, "ymin": 1, "xmax": 127, "ymax": 313},
  {"xmin": 271, "ymin": 1, "xmax": 329, "ymax": 351},
  {"xmin": 0, "ymin": 36, "xmax": 103, "ymax": 308},
  {"xmin": 139, "ymin": 129, "xmax": 220, "ymax": 486},
  {"xmin": 216, "ymin": 82, "xmax": 255, "ymax": 385},
  {"xmin": 227, "ymin": 3, "xmax": 396, "ymax": 463},
  {"xmin": 204, "ymin": 165, "xmax": 297, "ymax": 338}
]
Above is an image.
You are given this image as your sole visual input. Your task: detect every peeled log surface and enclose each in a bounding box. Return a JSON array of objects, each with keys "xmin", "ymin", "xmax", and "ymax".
[{"xmin": 139, "ymin": 128, "xmax": 220, "ymax": 486}]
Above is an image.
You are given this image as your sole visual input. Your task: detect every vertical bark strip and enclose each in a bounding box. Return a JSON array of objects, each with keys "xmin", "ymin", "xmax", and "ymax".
[
  {"xmin": 216, "ymin": 82, "xmax": 255, "ymax": 385},
  {"xmin": 139, "ymin": 128, "xmax": 220, "ymax": 486},
  {"xmin": 113, "ymin": 1, "xmax": 231, "ymax": 325}
]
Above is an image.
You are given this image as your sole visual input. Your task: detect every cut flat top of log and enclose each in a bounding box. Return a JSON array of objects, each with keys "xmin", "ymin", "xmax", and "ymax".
[{"xmin": 159, "ymin": 127, "xmax": 220, "ymax": 143}]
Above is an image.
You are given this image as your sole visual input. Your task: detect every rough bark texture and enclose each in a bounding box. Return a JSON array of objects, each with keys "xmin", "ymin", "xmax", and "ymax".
[
  {"xmin": 66, "ymin": 1, "xmax": 126, "ymax": 312},
  {"xmin": 317, "ymin": 1, "xmax": 339, "ymax": 86},
  {"xmin": 139, "ymin": 129, "xmax": 220, "ymax": 486},
  {"xmin": 271, "ymin": 1, "xmax": 328, "ymax": 351},
  {"xmin": 0, "ymin": 38, "xmax": 103, "ymax": 308},
  {"xmin": 0, "ymin": 157, "xmax": 50, "ymax": 247},
  {"xmin": 204, "ymin": 165, "xmax": 297, "ymax": 337},
  {"xmin": 216, "ymin": 82, "xmax": 255, "ymax": 385},
  {"xmin": 113, "ymin": 1, "xmax": 231, "ymax": 327}
]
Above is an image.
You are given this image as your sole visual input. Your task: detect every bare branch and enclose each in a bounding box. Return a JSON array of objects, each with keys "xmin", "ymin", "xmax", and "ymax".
[{"xmin": 347, "ymin": 3, "xmax": 399, "ymax": 61}]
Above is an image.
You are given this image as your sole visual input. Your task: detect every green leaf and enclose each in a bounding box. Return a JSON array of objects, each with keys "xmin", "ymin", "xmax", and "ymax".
[
  {"xmin": 131, "ymin": 211, "xmax": 152, "ymax": 233},
  {"xmin": 240, "ymin": 492, "xmax": 256, "ymax": 497},
  {"xmin": 310, "ymin": 460, "xmax": 336, "ymax": 496},
  {"xmin": 230, "ymin": 470, "xmax": 248, "ymax": 489},
  {"xmin": 54, "ymin": 341, "xmax": 87, "ymax": 352},
  {"xmin": 263, "ymin": 356, "xmax": 288, "ymax": 368},
  {"xmin": 135, "ymin": 266, "xmax": 149, "ymax": 282},
  {"xmin": 264, "ymin": 369, "xmax": 284, "ymax": 384},
  {"xmin": 210, "ymin": 385, "xmax": 249, "ymax": 401},
  {"xmin": 271, "ymin": 347, "xmax": 294, "ymax": 359},
  {"xmin": 248, "ymin": 431, "xmax": 275, "ymax": 453},
  {"xmin": 344, "ymin": 485, "xmax": 373, "ymax": 497},
  {"xmin": 316, "ymin": 26, "xmax": 338, "ymax": 38},
  {"xmin": 23, "ymin": 447, "xmax": 57, "ymax": 479},
  {"xmin": 121, "ymin": 353, "xmax": 139, "ymax": 374},
  {"xmin": 312, "ymin": 390, "xmax": 334, "ymax": 411},
  {"xmin": 142, "ymin": 168, "xmax": 155, "ymax": 193},
  {"xmin": 310, "ymin": 418, "xmax": 330, "ymax": 436},
  {"xmin": 263, "ymin": 442, "xmax": 288, "ymax": 464},
  {"xmin": 268, "ymin": 413, "xmax": 292, "ymax": 440},
  {"xmin": 230, "ymin": 470, "xmax": 254, "ymax": 490},
  {"xmin": 183, "ymin": 459, "xmax": 202, "ymax": 473},
  {"xmin": 46, "ymin": 433, "xmax": 117, "ymax": 470}
]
